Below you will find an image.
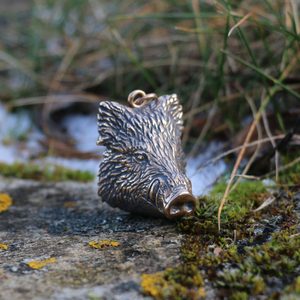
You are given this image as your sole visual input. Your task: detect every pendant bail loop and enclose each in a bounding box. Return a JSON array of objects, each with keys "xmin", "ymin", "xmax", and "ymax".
[{"xmin": 128, "ymin": 90, "xmax": 158, "ymax": 108}]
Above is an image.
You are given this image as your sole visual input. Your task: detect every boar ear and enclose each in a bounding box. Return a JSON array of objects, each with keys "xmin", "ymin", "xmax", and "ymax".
[
  {"xmin": 97, "ymin": 101, "xmax": 131, "ymax": 150},
  {"xmin": 160, "ymin": 94, "xmax": 184, "ymax": 132}
]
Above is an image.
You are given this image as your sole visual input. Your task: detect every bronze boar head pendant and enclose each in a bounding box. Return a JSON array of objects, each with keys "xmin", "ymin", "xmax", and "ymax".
[{"xmin": 97, "ymin": 90, "xmax": 196, "ymax": 219}]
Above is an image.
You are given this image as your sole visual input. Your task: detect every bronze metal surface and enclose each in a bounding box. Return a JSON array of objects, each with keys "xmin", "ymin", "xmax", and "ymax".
[{"xmin": 97, "ymin": 91, "xmax": 196, "ymax": 219}]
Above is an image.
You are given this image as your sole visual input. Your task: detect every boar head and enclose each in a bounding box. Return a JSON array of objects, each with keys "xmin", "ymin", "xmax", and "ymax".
[{"xmin": 97, "ymin": 94, "xmax": 196, "ymax": 219}]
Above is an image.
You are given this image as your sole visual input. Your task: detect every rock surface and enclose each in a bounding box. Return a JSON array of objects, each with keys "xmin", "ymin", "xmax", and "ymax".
[{"xmin": 0, "ymin": 177, "xmax": 182, "ymax": 300}]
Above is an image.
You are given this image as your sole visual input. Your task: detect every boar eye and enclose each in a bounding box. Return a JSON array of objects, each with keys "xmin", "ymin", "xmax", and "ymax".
[{"xmin": 135, "ymin": 153, "xmax": 148, "ymax": 162}]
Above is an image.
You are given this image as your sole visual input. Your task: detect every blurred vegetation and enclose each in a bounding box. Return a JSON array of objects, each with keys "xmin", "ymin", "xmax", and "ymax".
[
  {"xmin": 1, "ymin": 0, "xmax": 299, "ymax": 147},
  {"xmin": 0, "ymin": 0, "xmax": 299, "ymax": 193},
  {"xmin": 0, "ymin": 1, "xmax": 299, "ymax": 183},
  {"xmin": 0, "ymin": 161, "xmax": 94, "ymax": 182}
]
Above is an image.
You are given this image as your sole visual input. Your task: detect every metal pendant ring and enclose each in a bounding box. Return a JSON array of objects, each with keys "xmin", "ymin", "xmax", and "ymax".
[{"xmin": 128, "ymin": 90, "xmax": 158, "ymax": 108}]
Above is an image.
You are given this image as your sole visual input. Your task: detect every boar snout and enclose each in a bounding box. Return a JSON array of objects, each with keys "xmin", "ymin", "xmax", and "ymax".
[
  {"xmin": 163, "ymin": 186, "xmax": 196, "ymax": 219},
  {"xmin": 149, "ymin": 179, "xmax": 196, "ymax": 219}
]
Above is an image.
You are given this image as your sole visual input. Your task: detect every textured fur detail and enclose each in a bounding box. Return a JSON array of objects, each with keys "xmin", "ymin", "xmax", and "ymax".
[{"xmin": 97, "ymin": 95, "xmax": 192, "ymax": 217}]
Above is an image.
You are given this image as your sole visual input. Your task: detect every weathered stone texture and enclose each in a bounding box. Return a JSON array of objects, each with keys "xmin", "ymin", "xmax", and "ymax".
[{"xmin": 0, "ymin": 177, "xmax": 182, "ymax": 300}]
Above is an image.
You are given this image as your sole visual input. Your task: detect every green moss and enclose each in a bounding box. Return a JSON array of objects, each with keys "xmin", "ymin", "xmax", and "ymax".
[
  {"xmin": 178, "ymin": 226, "xmax": 299, "ymax": 299},
  {"xmin": 284, "ymin": 276, "xmax": 300, "ymax": 295},
  {"xmin": 179, "ymin": 180, "xmax": 269, "ymax": 238},
  {"xmin": 230, "ymin": 291, "xmax": 249, "ymax": 300},
  {"xmin": 159, "ymin": 179, "xmax": 300, "ymax": 300},
  {"xmin": 244, "ymin": 229, "xmax": 300, "ymax": 275},
  {"xmin": 209, "ymin": 180, "xmax": 267, "ymax": 202},
  {"xmin": 141, "ymin": 264, "xmax": 205, "ymax": 300},
  {"xmin": 278, "ymin": 153, "xmax": 300, "ymax": 185},
  {"xmin": 140, "ymin": 177, "xmax": 299, "ymax": 299},
  {"xmin": 208, "ymin": 180, "xmax": 268, "ymax": 222},
  {"xmin": 295, "ymin": 277, "xmax": 300, "ymax": 293},
  {"xmin": 0, "ymin": 162, "xmax": 94, "ymax": 182},
  {"xmin": 214, "ymin": 227, "xmax": 300, "ymax": 297}
]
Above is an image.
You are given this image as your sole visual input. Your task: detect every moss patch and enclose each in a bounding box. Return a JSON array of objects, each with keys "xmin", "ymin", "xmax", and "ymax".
[
  {"xmin": 283, "ymin": 276, "xmax": 300, "ymax": 297},
  {"xmin": 0, "ymin": 162, "xmax": 94, "ymax": 182},
  {"xmin": 278, "ymin": 153, "xmax": 300, "ymax": 185},
  {"xmin": 212, "ymin": 227, "xmax": 300, "ymax": 299},
  {"xmin": 208, "ymin": 180, "xmax": 268, "ymax": 223},
  {"xmin": 141, "ymin": 265, "xmax": 205, "ymax": 300},
  {"xmin": 141, "ymin": 180, "xmax": 300, "ymax": 299}
]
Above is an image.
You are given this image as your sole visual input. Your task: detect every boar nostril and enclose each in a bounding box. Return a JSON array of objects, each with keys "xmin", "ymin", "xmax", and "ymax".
[{"xmin": 164, "ymin": 193, "xmax": 196, "ymax": 219}]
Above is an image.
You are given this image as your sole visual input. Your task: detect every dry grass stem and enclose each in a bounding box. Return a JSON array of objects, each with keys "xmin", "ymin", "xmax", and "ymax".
[
  {"xmin": 263, "ymin": 156, "xmax": 300, "ymax": 179},
  {"xmin": 230, "ymin": 93, "xmax": 263, "ymax": 193},
  {"xmin": 228, "ymin": 12, "xmax": 252, "ymax": 37},
  {"xmin": 197, "ymin": 134, "xmax": 290, "ymax": 170},
  {"xmin": 261, "ymin": 101, "xmax": 279, "ymax": 182},
  {"xmin": 253, "ymin": 196, "xmax": 276, "ymax": 212}
]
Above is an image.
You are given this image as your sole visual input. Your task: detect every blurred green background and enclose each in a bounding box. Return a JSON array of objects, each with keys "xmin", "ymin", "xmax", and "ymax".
[{"xmin": 0, "ymin": 0, "xmax": 299, "ymax": 181}]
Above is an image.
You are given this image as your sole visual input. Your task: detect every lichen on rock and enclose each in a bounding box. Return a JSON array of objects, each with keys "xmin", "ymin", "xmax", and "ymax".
[
  {"xmin": 0, "ymin": 193, "xmax": 12, "ymax": 213},
  {"xmin": 26, "ymin": 257, "xmax": 57, "ymax": 270},
  {"xmin": 88, "ymin": 240, "xmax": 120, "ymax": 249},
  {"xmin": 0, "ymin": 243, "xmax": 8, "ymax": 250}
]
